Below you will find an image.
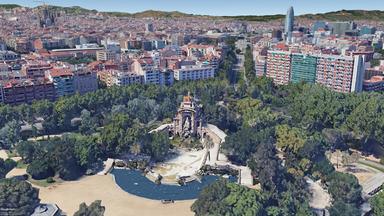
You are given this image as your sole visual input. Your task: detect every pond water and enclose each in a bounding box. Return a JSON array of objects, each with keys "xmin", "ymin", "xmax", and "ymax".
[{"xmin": 111, "ymin": 168, "xmax": 236, "ymax": 200}]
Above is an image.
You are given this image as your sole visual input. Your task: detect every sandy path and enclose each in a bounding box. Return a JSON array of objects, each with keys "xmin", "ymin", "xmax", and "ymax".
[
  {"xmin": 38, "ymin": 174, "xmax": 194, "ymax": 216},
  {"xmin": 6, "ymin": 168, "xmax": 27, "ymax": 178},
  {"xmin": 306, "ymin": 178, "xmax": 331, "ymax": 210},
  {"xmin": 0, "ymin": 150, "xmax": 8, "ymax": 160}
]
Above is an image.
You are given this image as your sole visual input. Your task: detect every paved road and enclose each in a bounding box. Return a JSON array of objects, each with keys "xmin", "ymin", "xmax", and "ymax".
[
  {"xmin": 234, "ymin": 39, "xmax": 247, "ymax": 86},
  {"xmin": 357, "ymin": 159, "xmax": 384, "ymax": 197},
  {"xmin": 359, "ymin": 158, "xmax": 384, "ymax": 171}
]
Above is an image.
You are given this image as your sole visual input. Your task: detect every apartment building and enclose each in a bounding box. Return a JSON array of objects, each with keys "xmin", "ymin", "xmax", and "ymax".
[
  {"xmin": 46, "ymin": 68, "xmax": 75, "ymax": 97},
  {"xmin": 290, "ymin": 54, "xmax": 318, "ymax": 84},
  {"xmin": 266, "ymin": 51, "xmax": 292, "ymax": 85},
  {"xmin": 0, "ymin": 51, "xmax": 19, "ymax": 61},
  {"xmin": 363, "ymin": 76, "xmax": 384, "ymax": 91},
  {"xmin": 316, "ymin": 55, "xmax": 364, "ymax": 93},
  {"xmin": 73, "ymin": 66, "xmax": 98, "ymax": 94},
  {"xmin": 266, "ymin": 51, "xmax": 365, "ymax": 93},
  {"xmin": 22, "ymin": 62, "xmax": 52, "ymax": 79},
  {"xmin": 98, "ymin": 70, "xmax": 143, "ymax": 87},
  {"xmin": 174, "ymin": 65, "xmax": 214, "ymax": 81},
  {"xmin": 96, "ymin": 50, "xmax": 119, "ymax": 61},
  {"xmin": 159, "ymin": 69, "xmax": 174, "ymax": 86},
  {"xmin": 2, "ymin": 79, "xmax": 55, "ymax": 105}
]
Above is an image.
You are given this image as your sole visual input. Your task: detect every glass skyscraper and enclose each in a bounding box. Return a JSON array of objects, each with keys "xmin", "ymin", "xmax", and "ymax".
[{"xmin": 284, "ymin": 6, "xmax": 294, "ymax": 43}]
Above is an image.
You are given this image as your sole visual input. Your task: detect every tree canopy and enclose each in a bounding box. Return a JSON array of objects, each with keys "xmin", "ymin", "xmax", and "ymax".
[
  {"xmin": 0, "ymin": 179, "xmax": 40, "ymax": 215},
  {"xmin": 74, "ymin": 200, "xmax": 105, "ymax": 216}
]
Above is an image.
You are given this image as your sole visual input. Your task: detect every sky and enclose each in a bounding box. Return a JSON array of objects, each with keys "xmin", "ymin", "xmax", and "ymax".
[{"xmin": 2, "ymin": 0, "xmax": 384, "ymax": 16}]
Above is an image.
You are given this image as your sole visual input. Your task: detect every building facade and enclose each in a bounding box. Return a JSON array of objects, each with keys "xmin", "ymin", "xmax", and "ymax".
[
  {"xmin": 174, "ymin": 65, "xmax": 214, "ymax": 81},
  {"xmin": 73, "ymin": 67, "xmax": 98, "ymax": 94},
  {"xmin": 2, "ymin": 79, "xmax": 55, "ymax": 105},
  {"xmin": 284, "ymin": 7, "xmax": 294, "ymax": 42},
  {"xmin": 316, "ymin": 55, "xmax": 355, "ymax": 93},
  {"xmin": 266, "ymin": 51, "xmax": 292, "ymax": 85},
  {"xmin": 46, "ymin": 69, "xmax": 75, "ymax": 97},
  {"xmin": 290, "ymin": 54, "xmax": 318, "ymax": 84},
  {"xmin": 363, "ymin": 76, "xmax": 384, "ymax": 91}
]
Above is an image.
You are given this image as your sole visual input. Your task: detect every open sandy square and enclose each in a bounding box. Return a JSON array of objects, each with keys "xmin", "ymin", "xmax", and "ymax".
[{"xmin": 37, "ymin": 174, "xmax": 194, "ymax": 216}]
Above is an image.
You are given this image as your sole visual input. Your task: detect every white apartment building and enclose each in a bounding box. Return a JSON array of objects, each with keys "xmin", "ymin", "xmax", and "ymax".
[
  {"xmin": 114, "ymin": 72, "xmax": 144, "ymax": 86},
  {"xmin": 174, "ymin": 65, "xmax": 215, "ymax": 81}
]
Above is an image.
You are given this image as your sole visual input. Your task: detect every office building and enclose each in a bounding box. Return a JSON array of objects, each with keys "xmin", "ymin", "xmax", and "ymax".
[
  {"xmin": 360, "ymin": 26, "xmax": 377, "ymax": 36},
  {"xmin": 272, "ymin": 29, "xmax": 283, "ymax": 41},
  {"xmin": 284, "ymin": 7, "xmax": 295, "ymax": 42},
  {"xmin": 329, "ymin": 21, "xmax": 356, "ymax": 36},
  {"xmin": 145, "ymin": 23, "xmax": 154, "ymax": 33},
  {"xmin": 154, "ymin": 40, "xmax": 166, "ymax": 49},
  {"xmin": 142, "ymin": 41, "xmax": 153, "ymax": 51},
  {"xmin": 312, "ymin": 21, "xmax": 327, "ymax": 32}
]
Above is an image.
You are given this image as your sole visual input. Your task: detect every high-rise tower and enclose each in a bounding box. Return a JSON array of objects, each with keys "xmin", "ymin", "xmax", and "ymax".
[{"xmin": 284, "ymin": 6, "xmax": 294, "ymax": 43}]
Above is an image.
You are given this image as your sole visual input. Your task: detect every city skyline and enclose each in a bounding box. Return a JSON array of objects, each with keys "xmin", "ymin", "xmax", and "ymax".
[{"xmin": 3, "ymin": 0, "xmax": 384, "ymax": 16}]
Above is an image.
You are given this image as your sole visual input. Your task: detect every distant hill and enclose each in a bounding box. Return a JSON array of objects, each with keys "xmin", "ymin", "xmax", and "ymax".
[
  {"xmin": 103, "ymin": 10, "xmax": 195, "ymax": 18},
  {"xmin": 221, "ymin": 14, "xmax": 285, "ymax": 22},
  {"xmin": 222, "ymin": 10, "xmax": 384, "ymax": 22},
  {"xmin": 0, "ymin": 4, "xmax": 22, "ymax": 9},
  {"xmin": 300, "ymin": 10, "xmax": 384, "ymax": 21},
  {"xmin": 42, "ymin": 5, "xmax": 98, "ymax": 14},
  {"xmin": 1, "ymin": 4, "xmax": 384, "ymax": 22}
]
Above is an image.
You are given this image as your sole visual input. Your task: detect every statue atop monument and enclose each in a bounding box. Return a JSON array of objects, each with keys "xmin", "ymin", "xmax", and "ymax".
[{"xmin": 172, "ymin": 92, "xmax": 204, "ymax": 139}]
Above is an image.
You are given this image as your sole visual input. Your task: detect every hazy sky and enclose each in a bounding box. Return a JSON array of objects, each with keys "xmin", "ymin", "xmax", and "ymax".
[{"xmin": 2, "ymin": 0, "xmax": 384, "ymax": 16}]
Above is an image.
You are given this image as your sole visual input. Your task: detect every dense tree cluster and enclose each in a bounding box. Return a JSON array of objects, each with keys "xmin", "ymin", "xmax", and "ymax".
[
  {"xmin": 244, "ymin": 45, "xmax": 255, "ymax": 81},
  {"xmin": 18, "ymin": 135, "xmax": 103, "ymax": 180},
  {"xmin": 371, "ymin": 190, "xmax": 384, "ymax": 216},
  {"xmin": 0, "ymin": 179, "xmax": 40, "ymax": 215},
  {"xmin": 0, "ymin": 158, "xmax": 16, "ymax": 179},
  {"xmin": 192, "ymin": 179, "xmax": 266, "ymax": 216},
  {"xmin": 74, "ymin": 200, "xmax": 105, "ymax": 216}
]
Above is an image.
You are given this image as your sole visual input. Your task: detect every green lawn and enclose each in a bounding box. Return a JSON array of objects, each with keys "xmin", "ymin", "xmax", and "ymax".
[
  {"xmin": 16, "ymin": 160, "xmax": 28, "ymax": 169},
  {"xmin": 30, "ymin": 177, "xmax": 63, "ymax": 187}
]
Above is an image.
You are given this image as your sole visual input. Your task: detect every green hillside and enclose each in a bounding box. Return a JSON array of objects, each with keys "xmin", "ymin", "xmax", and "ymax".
[
  {"xmin": 0, "ymin": 4, "xmax": 22, "ymax": 9},
  {"xmin": 301, "ymin": 10, "xmax": 384, "ymax": 21},
  {"xmin": 1, "ymin": 4, "xmax": 384, "ymax": 22}
]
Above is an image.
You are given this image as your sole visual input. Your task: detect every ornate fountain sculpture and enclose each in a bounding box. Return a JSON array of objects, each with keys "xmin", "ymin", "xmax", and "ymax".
[{"xmin": 172, "ymin": 92, "xmax": 204, "ymax": 139}]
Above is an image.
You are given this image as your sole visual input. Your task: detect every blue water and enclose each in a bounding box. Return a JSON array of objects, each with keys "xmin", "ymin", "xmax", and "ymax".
[{"xmin": 111, "ymin": 169, "xmax": 235, "ymax": 200}]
